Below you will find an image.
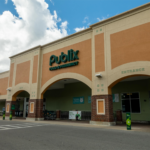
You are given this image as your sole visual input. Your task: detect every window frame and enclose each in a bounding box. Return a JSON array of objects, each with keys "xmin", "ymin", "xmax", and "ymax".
[
  {"xmin": 30, "ymin": 102, "xmax": 34, "ymax": 113},
  {"xmin": 96, "ymin": 99, "xmax": 105, "ymax": 115},
  {"xmin": 121, "ymin": 92, "xmax": 141, "ymax": 114}
]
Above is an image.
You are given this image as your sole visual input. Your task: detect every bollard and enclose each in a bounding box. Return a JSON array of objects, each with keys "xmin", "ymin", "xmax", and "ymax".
[
  {"xmin": 9, "ymin": 111, "xmax": 12, "ymax": 120},
  {"xmin": 126, "ymin": 112, "xmax": 131, "ymax": 130},
  {"xmin": 3, "ymin": 111, "xmax": 5, "ymax": 120}
]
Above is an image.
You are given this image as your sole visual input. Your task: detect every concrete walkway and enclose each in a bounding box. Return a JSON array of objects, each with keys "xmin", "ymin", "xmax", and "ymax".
[{"xmin": 0, "ymin": 116, "xmax": 150, "ymax": 133}]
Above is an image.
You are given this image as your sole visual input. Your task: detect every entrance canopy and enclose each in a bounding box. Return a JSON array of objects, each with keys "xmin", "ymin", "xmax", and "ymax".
[
  {"xmin": 112, "ymin": 75, "xmax": 150, "ymax": 123},
  {"xmin": 43, "ymin": 78, "xmax": 92, "ymax": 120}
]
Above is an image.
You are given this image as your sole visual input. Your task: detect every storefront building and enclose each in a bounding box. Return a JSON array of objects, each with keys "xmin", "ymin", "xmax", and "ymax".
[{"xmin": 0, "ymin": 3, "xmax": 150, "ymax": 125}]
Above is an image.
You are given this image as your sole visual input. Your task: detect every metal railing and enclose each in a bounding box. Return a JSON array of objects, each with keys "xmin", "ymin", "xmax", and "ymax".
[
  {"xmin": 43, "ymin": 110, "xmax": 91, "ymax": 120},
  {"xmin": 60, "ymin": 111, "xmax": 91, "ymax": 120},
  {"xmin": 43, "ymin": 111, "xmax": 56, "ymax": 120},
  {"xmin": 0, "ymin": 111, "xmax": 3, "ymax": 116},
  {"xmin": 60, "ymin": 111, "xmax": 69, "ymax": 119},
  {"xmin": 81, "ymin": 111, "xmax": 91, "ymax": 120}
]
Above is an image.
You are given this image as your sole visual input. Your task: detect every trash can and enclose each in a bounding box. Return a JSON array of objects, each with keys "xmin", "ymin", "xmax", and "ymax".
[
  {"xmin": 126, "ymin": 112, "xmax": 131, "ymax": 130},
  {"xmin": 3, "ymin": 111, "xmax": 5, "ymax": 120}
]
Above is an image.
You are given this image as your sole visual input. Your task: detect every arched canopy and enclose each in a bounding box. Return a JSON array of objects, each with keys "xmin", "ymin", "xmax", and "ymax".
[
  {"xmin": 41, "ymin": 73, "xmax": 92, "ymax": 99},
  {"xmin": 108, "ymin": 74, "xmax": 150, "ymax": 94},
  {"xmin": 12, "ymin": 90, "xmax": 30, "ymax": 101}
]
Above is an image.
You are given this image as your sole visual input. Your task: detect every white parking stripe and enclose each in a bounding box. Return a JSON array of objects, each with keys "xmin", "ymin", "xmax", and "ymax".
[
  {"xmin": 23, "ymin": 123, "xmax": 47, "ymax": 127},
  {"xmin": 0, "ymin": 126, "xmax": 11, "ymax": 130},
  {"xmin": 4, "ymin": 125, "xmax": 32, "ymax": 128},
  {"xmin": 12, "ymin": 124, "xmax": 36, "ymax": 128},
  {"xmin": 0, "ymin": 123, "xmax": 48, "ymax": 131},
  {"xmin": 24, "ymin": 123, "xmax": 46, "ymax": 125}
]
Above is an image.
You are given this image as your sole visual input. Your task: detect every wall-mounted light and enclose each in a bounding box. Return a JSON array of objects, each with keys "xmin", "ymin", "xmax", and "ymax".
[
  {"xmin": 95, "ymin": 73, "xmax": 102, "ymax": 78},
  {"xmin": 6, "ymin": 88, "xmax": 11, "ymax": 91}
]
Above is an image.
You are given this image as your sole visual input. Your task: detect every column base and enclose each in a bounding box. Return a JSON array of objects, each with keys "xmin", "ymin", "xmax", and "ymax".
[
  {"xmin": 56, "ymin": 118, "xmax": 60, "ymax": 120},
  {"xmin": 5, "ymin": 116, "xmax": 9, "ymax": 120},
  {"xmin": 71, "ymin": 119, "xmax": 79, "ymax": 121},
  {"xmin": 26, "ymin": 117, "xmax": 44, "ymax": 121},
  {"xmin": 4, "ymin": 116, "xmax": 16, "ymax": 120},
  {"xmin": 36, "ymin": 118, "xmax": 44, "ymax": 121},
  {"xmin": 116, "ymin": 121, "xmax": 123, "ymax": 124},
  {"xmin": 26, "ymin": 117, "xmax": 36, "ymax": 121},
  {"xmin": 90, "ymin": 121, "xmax": 116, "ymax": 126}
]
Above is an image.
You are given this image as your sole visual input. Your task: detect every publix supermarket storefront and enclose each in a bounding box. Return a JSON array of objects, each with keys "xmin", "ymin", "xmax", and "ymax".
[{"xmin": 0, "ymin": 3, "xmax": 150, "ymax": 125}]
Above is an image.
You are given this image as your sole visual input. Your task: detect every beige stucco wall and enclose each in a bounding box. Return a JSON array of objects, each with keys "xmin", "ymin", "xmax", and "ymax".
[
  {"xmin": 92, "ymin": 4, "xmax": 150, "ymax": 95},
  {"xmin": 0, "ymin": 71, "xmax": 9, "ymax": 100},
  {"xmin": 39, "ymin": 30, "xmax": 92, "ymax": 99},
  {"xmin": 6, "ymin": 46, "xmax": 41, "ymax": 101},
  {"xmin": 0, "ymin": 3, "xmax": 150, "ymax": 101},
  {"xmin": 41, "ymin": 39, "xmax": 92, "ymax": 86}
]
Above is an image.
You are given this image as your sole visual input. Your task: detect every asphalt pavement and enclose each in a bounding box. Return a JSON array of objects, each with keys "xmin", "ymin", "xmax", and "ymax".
[{"xmin": 0, "ymin": 120, "xmax": 150, "ymax": 150}]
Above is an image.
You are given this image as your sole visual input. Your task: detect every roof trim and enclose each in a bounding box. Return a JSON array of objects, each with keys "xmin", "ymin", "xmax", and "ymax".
[
  {"xmin": 9, "ymin": 45, "xmax": 41, "ymax": 58},
  {"xmin": 42, "ymin": 27, "xmax": 91, "ymax": 48},
  {"xmin": 90, "ymin": 2, "xmax": 150, "ymax": 28},
  {"xmin": 0, "ymin": 71, "xmax": 9, "ymax": 75}
]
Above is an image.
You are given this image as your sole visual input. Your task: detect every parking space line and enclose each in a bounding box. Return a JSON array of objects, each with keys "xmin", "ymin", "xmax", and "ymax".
[
  {"xmin": 0, "ymin": 123, "xmax": 48, "ymax": 131},
  {"xmin": 0, "ymin": 126, "xmax": 12, "ymax": 130},
  {"xmin": 4, "ymin": 125, "xmax": 32, "ymax": 128}
]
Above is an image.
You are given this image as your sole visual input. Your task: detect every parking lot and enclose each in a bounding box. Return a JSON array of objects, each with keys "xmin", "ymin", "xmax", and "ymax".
[{"xmin": 0, "ymin": 119, "xmax": 150, "ymax": 150}]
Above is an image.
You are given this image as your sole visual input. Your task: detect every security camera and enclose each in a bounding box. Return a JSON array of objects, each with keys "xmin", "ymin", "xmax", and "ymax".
[
  {"xmin": 6, "ymin": 88, "xmax": 11, "ymax": 91},
  {"xmin": 95, "ymin": 73, "xmax": 102, "ymax": 77}
]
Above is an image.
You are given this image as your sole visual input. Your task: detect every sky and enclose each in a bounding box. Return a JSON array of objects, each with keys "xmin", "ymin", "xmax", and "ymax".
[{"xmin": 0, "ymin": 0, "xmax": 150, "ymax": 73}]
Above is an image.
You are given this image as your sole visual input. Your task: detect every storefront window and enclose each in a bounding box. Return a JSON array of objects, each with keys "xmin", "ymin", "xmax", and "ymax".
[{"xmin": 121, "ymin": 93, "xmax": 140, "ymax": 113}]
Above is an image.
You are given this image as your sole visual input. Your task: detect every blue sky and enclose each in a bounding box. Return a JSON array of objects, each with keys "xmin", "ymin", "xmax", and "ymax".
[
  {"xmin": 0, "ymin": 0, "xmax": 150, "ymax": 72},
  {"xmin": 0, "ymin": 0, "xmax": 150, "ymax": 34}
]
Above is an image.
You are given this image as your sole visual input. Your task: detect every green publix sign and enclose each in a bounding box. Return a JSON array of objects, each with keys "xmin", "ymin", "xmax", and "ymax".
[{"xmin": 49, "ymin": 49, "xmax": 79, "ymax": 71}]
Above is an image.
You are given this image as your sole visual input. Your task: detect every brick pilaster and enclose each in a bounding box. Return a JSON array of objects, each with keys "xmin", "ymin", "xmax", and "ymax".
[
  {"xmin": 56, "ymin": 110, "xmax": 60, "ymax": 119},
  {"xmin": 91, "ymin": 95, "xmax": 114, "ymax": 122},
  {"xmin": 28, "ymin": 99, "xmax": 43, "ymax": 118},
  {"xmin": 5, "ymin": 101, "xmax": 16, "ymax": 117}
]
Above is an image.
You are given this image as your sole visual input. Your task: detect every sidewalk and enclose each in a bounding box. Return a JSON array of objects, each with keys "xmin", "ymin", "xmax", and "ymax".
[{"xmin": 0, "ymin": 116, "xmax": 150, "ymax": 133}]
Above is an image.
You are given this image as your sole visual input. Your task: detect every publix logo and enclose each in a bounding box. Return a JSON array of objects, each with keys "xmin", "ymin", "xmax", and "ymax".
[{"xmin": 49, "ymin": 49, "xmax": 79, "ymax": 71}]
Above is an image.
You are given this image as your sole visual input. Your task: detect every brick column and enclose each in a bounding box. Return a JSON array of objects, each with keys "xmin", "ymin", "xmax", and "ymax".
[
  {"xmin": 90, "ymin": 95, "xmax": 115, "ymax": 126},
  {"xmin": 27, "ymin": 99, "xmax": 44, "ymax": 121},
  {"xmin": 5, "ymin": 101, "xmax": 16, "ymax": 118}
]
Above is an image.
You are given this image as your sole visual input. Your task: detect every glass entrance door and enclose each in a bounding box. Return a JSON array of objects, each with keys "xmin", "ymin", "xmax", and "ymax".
[{"xmin": 121, "ymin": 92, "xmax": 140, "ymax": 113}]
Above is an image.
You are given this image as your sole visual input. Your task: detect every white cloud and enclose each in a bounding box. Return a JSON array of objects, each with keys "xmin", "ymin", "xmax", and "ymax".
[
  {"xmin": 5, "ymin": 0, "xmax": 8, "ymax": 4},
  {"xmin": 97, "ymin": 17, "xmax": 106, "ymax": 22},
  {"xmin": 74, "ymin": 27, "xmax": 85, "ymax": 32},
  {"xmin": 83, "ymin": 17, "xmax": 88, "ymax": 23},
  {"xmin": 87, "ymin": 23, "xmax": 91, "ymax": 26},
  {"xmin": 97, "ymin": 15, "xmax": 109, "ymax": 22},
  {"xmin": 50, "ymin": 0, "xmax": 54, "ymax": 5},
  {"xmin": 0, "ymin": 0, "xmax": 68, "ymax": 72}
]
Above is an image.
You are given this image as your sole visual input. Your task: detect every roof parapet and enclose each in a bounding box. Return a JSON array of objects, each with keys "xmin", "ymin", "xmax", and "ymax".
[{"xmin": 90, "ymin": 2, "xmax": 150, "ymax": 28}]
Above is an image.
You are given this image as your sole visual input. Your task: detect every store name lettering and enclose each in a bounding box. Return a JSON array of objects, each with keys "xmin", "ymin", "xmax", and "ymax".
[
  {"xmin": 49, "ymin": 49, "xmax": 79, "ymax": 71},
  {"xmin": 50, "ymin": 49, "xmax": 79, "ymax": 66},
  {"xmin": 121, "ymin": 68, "xmax": 145, "ymax": 74}
]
